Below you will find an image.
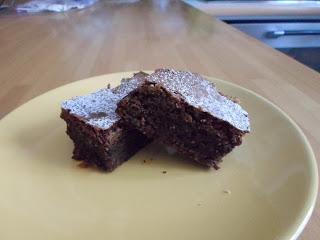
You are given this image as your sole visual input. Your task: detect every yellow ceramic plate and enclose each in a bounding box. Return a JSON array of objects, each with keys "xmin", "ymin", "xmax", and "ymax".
[{"xmin": 0, "ymin": 72, "xmax": 317, "ymax": 240}]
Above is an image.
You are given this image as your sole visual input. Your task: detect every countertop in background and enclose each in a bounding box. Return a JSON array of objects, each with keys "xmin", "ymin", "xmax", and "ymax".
[{"xmin": 0, "ymin": 1, "xmax": 320, "ymax": 239}]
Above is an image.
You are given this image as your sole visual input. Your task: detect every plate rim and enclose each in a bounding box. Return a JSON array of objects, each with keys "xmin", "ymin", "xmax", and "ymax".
[
  {"xmin": 204, "ymin": 75, "xmax": 318, "ymax": 240},
  {"xmin": 0, "ymin": 71, "xmax": 318, "ymax": 240}
]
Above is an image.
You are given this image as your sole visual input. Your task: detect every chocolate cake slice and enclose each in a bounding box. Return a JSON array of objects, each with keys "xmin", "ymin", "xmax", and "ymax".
[
  {"xmin": 116, "ymin": 69, "xmax": 250, "ymax": 169},
  {"xmin": 61, "ymin": 72, "xmax": 150, "ymax": 171}
]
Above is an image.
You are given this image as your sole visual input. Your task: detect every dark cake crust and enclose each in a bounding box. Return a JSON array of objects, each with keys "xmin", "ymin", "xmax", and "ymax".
[{"xmin": 61, "ymin": 109, "xmax": 149, "ymax": 171}]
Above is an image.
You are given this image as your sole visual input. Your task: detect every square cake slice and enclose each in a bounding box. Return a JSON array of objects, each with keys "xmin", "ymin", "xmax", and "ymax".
[
  {"xmin": 116, "ymin": 69, "xmax": 250, "ymax": 169},
  {"xmin": 61, "ymin": 72, "xmax": 150, "ymax": 171}
]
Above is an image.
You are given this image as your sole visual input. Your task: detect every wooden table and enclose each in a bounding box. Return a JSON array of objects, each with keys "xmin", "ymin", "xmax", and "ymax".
[{"xmin": 0, "ymin": 1, "xmax": 319, "ymax": 238}]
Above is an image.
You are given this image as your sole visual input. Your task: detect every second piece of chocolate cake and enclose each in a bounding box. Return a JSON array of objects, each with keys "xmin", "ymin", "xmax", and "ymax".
[
  {"xmin": 61, "ymin": 72, "xmax": 150, "ymax": 171},
  {"xmin": 116, "ymin": 69, "xmax": 250, "ymax": 169}
]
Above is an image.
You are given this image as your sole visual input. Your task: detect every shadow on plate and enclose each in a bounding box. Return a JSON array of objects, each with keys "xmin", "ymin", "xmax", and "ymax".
[{"xmin": 13, "ymin": 118, "xmax": 210, "ymax": 176}]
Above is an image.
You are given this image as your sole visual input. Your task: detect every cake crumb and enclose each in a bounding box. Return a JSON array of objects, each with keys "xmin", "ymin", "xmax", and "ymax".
[
  {"xmin": 162, "ymin": 171, "xmax": 167, "ymax": 174},
  {"xmin": 142, "ymin": 158, "xmax": 153, "ymax": 164},
  {"xmin": 223, "ymin": 189, "xmax": 231, "ymax": 194},
  {"xmin": 78, "ymin": 161, "xmax": 90, "ymax": 168}
]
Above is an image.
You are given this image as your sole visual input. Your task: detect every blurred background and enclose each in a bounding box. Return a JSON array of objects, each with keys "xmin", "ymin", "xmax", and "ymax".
[
  {"xmin": 1, "ymin": 0, "xmax": 320, "ymax": 72},
  {"xmin": 185, "ymin": 0, "xmax": 320, "ymax": 72}
]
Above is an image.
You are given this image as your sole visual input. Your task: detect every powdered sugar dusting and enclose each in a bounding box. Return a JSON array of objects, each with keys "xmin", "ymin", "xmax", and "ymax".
[
  {"xmin": 147, "ymin": 69, "xmax": 250, "ymax": 132},
  {"xmin": 61, "ymin": 72, "xmax": 147, "ymax": 129},
  {"xmin": 62, "ymin": 70, "xmax": 250, "ymax": 131}
]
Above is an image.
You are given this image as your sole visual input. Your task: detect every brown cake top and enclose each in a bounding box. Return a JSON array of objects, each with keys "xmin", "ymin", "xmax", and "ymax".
[
  {"xmin": 61, "ymin": 72, "xmax": 147, "ymax": 129},
  {"xmin": 147, "ymin": 69, "xmax": 250, "ymax": 132}
]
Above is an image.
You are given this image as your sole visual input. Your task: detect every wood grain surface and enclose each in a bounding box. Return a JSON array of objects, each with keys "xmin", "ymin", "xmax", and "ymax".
[{"xmin": 0, "ymin": 1, "xmax": 319, "ymax": 239}]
